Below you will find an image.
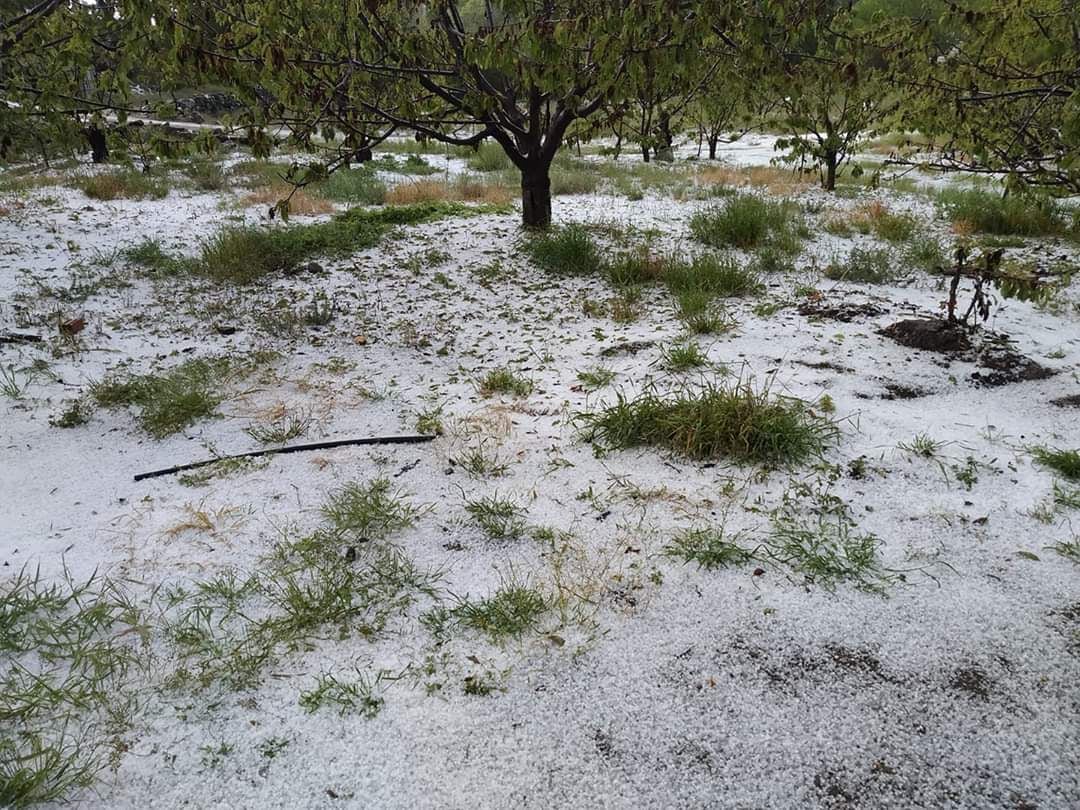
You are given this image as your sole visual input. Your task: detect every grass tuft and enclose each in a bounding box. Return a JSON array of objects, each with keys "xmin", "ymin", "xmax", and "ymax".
[
  {"xmin": 77, "ymin": 170, "xmax": 168, "ymax": 201},
  {"xmin": 689, "ymin": 193, "xmax": 802, "ymax": 250},
  {"xmin": 1031, "ymin": 447, "xmax": 1080, "ymax": 481},
  {"xmin": 466, "ymin": 142, "xmax": 513, "ymax": 172},
  {"xmin": 579, "ymin": 381, "xmax": 835, "ymax": 465},
  {"xmin": 320, "ymin": 478, "xmax": 418, "ymax": 542},
  {"xmin": 0, "ymin": 568, "xmax": 142, "ymax": 807},
  {"xmin": 661, "ymin": 342, "xmax": 709, "ymax": 372},
  {"xmin": 665, "ymin": 253, "xmax": 761, "ymax": 298},
  {"xmin": 453, "ymin": 583, "xmax": 546, "ymax": 640},
  {"xmin": 298, "ymin": 671, "xmax": 385, "ymax": 717},
  {"xmin": 665, "ymin": 527, "xmax": 755, "ymax": 569},
  {"xmin": 465, "ymin": 495, "xmax": 528, "ymax": 540},
  {"xmin": 522, "ymin": 224, "xmax": 604, "ymax": 276},
  {"xmin": 478, "ymin": 367, "xmax": 533, "ymax": 398},
  {"xmin": 316, "ymin": 167, "xmax": 387, "ymax": 204},
  {"xmin": 190, "ymin": 201, "xmax": 499, "ymax": 284},
  {"xmin": 824, "ymin": 247, "xmax": 897, "ymax": 284},
  {"xmin": 936, "ymin": 188, "xmax": 1067, "ymax": 237},
  {"xmin": 91, "ymin": 357, "xmax": 233, "ymax": 438}
]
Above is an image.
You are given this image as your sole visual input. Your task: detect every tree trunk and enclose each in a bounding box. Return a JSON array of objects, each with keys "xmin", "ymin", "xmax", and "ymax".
[
  {"xmin": 641, "ymin": 145, "xmax": 651, "ymax": 163},
  {"xmin": 521, "ymin": 164, "xmax": 552, "ymax": 228},
  {"xmin": 823, "ymin": 151, "xmax": 838, "ymax": 191},
  {"xmin": 87, "ymin": 127, "xmax": 109, "ymax": 163},
  {"xmin": 708, "ymin": 135, "xmax": 719, "ymax": 161}
]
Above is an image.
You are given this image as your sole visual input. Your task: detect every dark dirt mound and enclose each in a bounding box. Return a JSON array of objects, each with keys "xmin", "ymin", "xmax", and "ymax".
[
  {"xmin": 882, "ymin": 383, "xmax": 929, "ymax": 400},
  {"xmin": 796, "ymin": 359, "xmax": 853, "ymax": 373},
  {"xmin": 1050, "ymin": 394, "xmax": 1080, "ymax": 409},
  {"xmin": 799, "ymin": 300, "xmax": 887, "ymax": 322},
  {"xmin": 970, "ymin": 346, "xmax": 1056, "ymax": 388},
  {"xmin": 600, "ymin": 340, "xmax": 655, "ymax": 357},
  {"xmin": 880, "ymin": 318, "xmax": 1056, "ymax": 388},
  {"xmin": 950, "ymin": 666, "xmax": 993, "ymax": 700},
  {"xmin": 880, "ymin": 318, "xmax": 971, "ymax": 353}
]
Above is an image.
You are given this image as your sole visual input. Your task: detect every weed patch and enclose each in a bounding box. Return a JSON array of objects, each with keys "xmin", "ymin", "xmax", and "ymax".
[
  {"xmin": 689, "ymin": 193, "xmax": 802, "ymax": 250},
  {"xmin": 77, "ymin": 170, "xmax": 168, "ymax": 201},
  {"xmin": 764, "ymin": 487, "xmax": 897, "ymax": 594},
  {"xmin": 299, "ymin": 671, "xmax": 386, "ymax": 717},
  {"xmin": 465, "ymin": 495, "xmax": 528, "ymax": 540},
  {"xmin": 824, "ymin": 247, "xmax": 897, "ymax": 284},
  {"xmin": 1032, "ymin": 447, "xmax": 1080, "ymax": 481},
  {"xmin": 522, "ymin": 224, "xmax": 604, "ymax": 276},
  {"xmin": 452, "ymin": 584, "xmax": 546, "ymax": 640},
  {"xmin": 91, "ymin": 357, "xmax": 234, "ymax": 438},
  {"xmin": 0, "ymin": 568, "xmax": 143, "ymax": 807},
  {"xmin": 579, "ymin": 381, "xmax": 835, "ymax": 465},
  {"xmin": 478, "ymin": 367, "xmax": 533, "ymax": 398},
  {"xmin": 665, "ymin": 527, "xmax": 756, "ymax": 569},
  {"xmin": 936, "ymin": 188, "xmax": 1067, "ymax": 237},
  {"xmin": 320, "ymin": 478, "xmax": 419, "ymax": 542},
  {"xmin": 155, "ymin": 202, "xmax": 499, "ymax": 284}
]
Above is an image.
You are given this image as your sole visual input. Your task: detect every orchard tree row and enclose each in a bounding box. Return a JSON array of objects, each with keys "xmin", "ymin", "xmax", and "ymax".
[{"xmin": 1, "ymin": 0, "xmax": 1077, "ymax": 225}]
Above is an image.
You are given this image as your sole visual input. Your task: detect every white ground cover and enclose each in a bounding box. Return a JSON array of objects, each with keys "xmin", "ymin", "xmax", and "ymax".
[{"xmin": 1, "ymin": 141, "xmax": 1079, "ymax": 809}]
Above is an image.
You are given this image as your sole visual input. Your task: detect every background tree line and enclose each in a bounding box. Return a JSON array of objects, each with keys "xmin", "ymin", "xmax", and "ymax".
[{"xmin": 1, "ymin": 0, "xmax": 1076, "ymax": 225}]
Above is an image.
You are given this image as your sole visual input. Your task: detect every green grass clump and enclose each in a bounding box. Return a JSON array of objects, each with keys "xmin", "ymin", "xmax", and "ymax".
[
  {"xmin": 903, "ymin": 236, "xmax": 947, "ymax": 272},
  {"xmin": 665, "ymin": 253, "xmax": 761, "ymax": 298},
  {"xmin": 123, "ymin": 238, "xmax": 196, "ymax": 277},
  {"xmin": 453, "ymin": 584, "xmax": 546, "ymax": 640},
  {"xmin": 522, "ymin": 223, "xmax": 604, "ymax": 276},
  {"xmin": 579, "ymin": 381, "xmax": 834, "ymax": 465},
  {"xmin": 298, "ymin": 671, "xmax": 385, "ymax": 718},
  {"xmin": 1031, "ymin": 447, "xmax": 1080, "ymax": 481},
  {"xmin": 606, "ymin": 247, "xmax": 668, "ymax": 286},
  {"xmin": 0, "ymin": 568, "xmax": 142, "ymax": 808},
  {"xmin": 665, "ymin": 527, "xmax": 756, "ymax": 569},
  {"xmin": 320, "ymin": 478, "xmax": 418, "ymax": 542},
  {"xmin": 765, "ymin": 500, "xmax": 894, "ymax": 593},
  {"xmin": 185, "ymin": 160, "xmax": 227, "ymax": 192},
  {"xmin": 199, "ymin": 226, "xmax": 299, "ymax": 284},
  {"xmin": 315, "ymin": 167, "xmax": 387, "ymax": 204},
  {"xmin": 674, "ymin": 290, "xmax": 737, "ymax": 334},
  {"xmin": 549, "ymin": 155, "xmax": 602, "ymax": 196},
  {"xmin": 464, "ymin": 495, "xmax": 528, "ymax": 540},
  {"xmin": 768, "ymin": 516, "xmax": 883, "ymax": 591},
  {"xmin": 661, "ymin": 342, "xmax": 709, "ymax": 372},
  {"xmin": 689, "ymin": 193, "xmax": 800, "ymax": 250},
  {"xmin": 76, "ymin": 169, "xmax": 169, "ymax": 201},
  {"xmin": 871, "ymin": 210, "xmax": 918, "ymax": 242},
  {"xmin": 385, "ymin": 154, "xmax": 441, "ymax": 175},
  {"xmin": 751, "ymin": 245, "xmax": 796, "ymax": 274},
  {"xmin": 91, "ymin": 357, "xmax": 232, "ymax": 438},
  {"xmin": 682, "ymin": 305, "xmax": 737, "ymax": 335},
  {"xmin": 824, "ymin": 247, "xmax": 897, "ymax": 283},
  {"xmin": 478, "ymin": 367, "xmax": 533, "ymax": 398},
  {"xmin": 576, "ymin": 368, "xmax": 616, "ymax": 390},
  {"xmin": 467, "ymin": 142, "xmax": 513, "ymax": 172},
  {"xmin": 551, "ymin": 169, "xmax": 601, "ymax": 196},
  {"xmin": 936, "ymin": 188, "xmax": 1066, "ymax": 236},
  {"xmin": 195, "ymin": 201, "xmax": 499, "ymax": 284}
]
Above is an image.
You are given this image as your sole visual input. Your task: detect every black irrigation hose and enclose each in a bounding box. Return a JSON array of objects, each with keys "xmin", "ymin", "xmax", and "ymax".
[{"xmin": 133, "ymin": 434, "xmax": 437, "ymax": 482}]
